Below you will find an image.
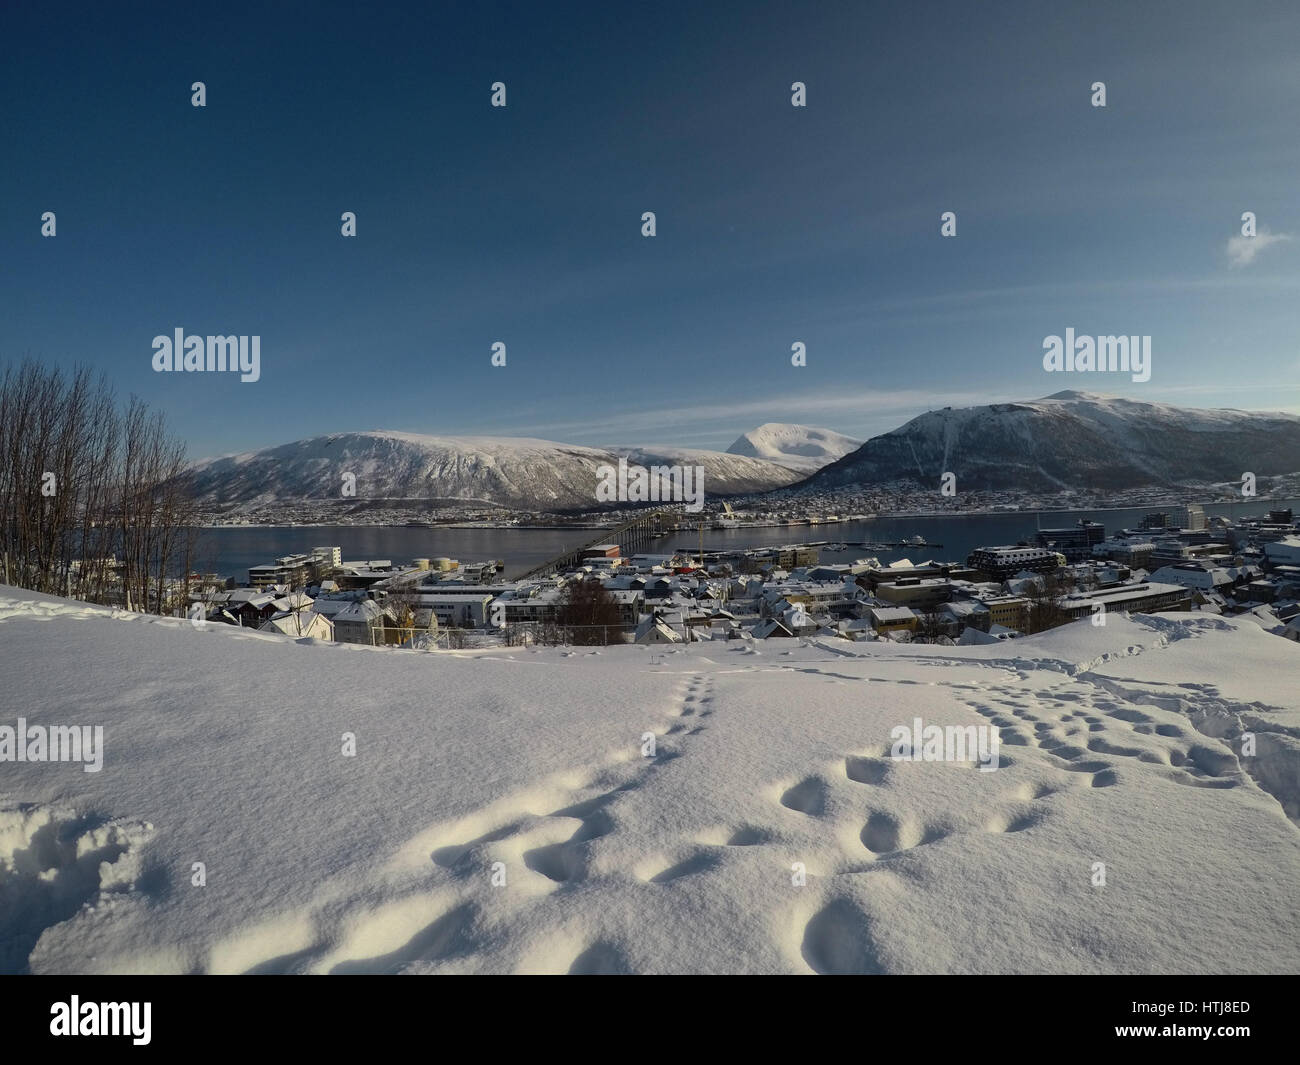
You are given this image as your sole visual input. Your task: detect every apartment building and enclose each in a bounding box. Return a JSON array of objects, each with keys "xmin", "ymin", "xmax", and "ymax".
[
  {"xmin": 967, "ymin": 546, "xmax": 1063, "ymax": 580},
  {"xmin": 982, "ymin": 595, "xmax": 1030, "ymax": 631}
]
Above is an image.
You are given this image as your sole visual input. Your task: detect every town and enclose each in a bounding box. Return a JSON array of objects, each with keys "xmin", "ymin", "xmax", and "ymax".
[
  {"xmin": 177, "ymin": 503, "xmax": 1300, "ymax": 649},
  {"xmin": 191, "ymin": 472, "xmax": 1300, "ymax": 530}
]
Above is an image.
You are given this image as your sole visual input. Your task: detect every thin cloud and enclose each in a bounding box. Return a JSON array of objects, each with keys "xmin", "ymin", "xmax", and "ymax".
[
  {"xmin": 1226, "ymin": 228, "xmax": 1293, "ymax": 268},
  {"xmin": 475, "ymin": 385, "xmax": 1300, "ymax": 448},
  {"xmin": 509, "ymin": 388, "xmax": 1003, "ymax": 445}
]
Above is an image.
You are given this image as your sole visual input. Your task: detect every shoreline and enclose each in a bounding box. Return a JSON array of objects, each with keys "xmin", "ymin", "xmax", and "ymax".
[{"xmin": 191, "ymin": 495, "xmax": 1293, "ymax": 532}]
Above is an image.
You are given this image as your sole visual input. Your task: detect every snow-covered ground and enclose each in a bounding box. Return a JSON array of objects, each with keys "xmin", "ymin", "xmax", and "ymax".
[{"xmin": 1, "ymin": 587, "xmax": 1297, "ymax": 974}]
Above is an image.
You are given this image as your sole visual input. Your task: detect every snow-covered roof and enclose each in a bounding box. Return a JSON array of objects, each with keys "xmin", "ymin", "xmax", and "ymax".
[
  {"xmin": 258, "ymin": 612, "xmax": 333, "ymax": 638},
  {"xmin": 869, "ymin": 606, "xmax": 917, "ymax": 622},
  {"xmin": 750, "ymin": 617, "xmax": 794, "ymax": 638},
  {"xmin": 334, "ymin": 600, "xmax": 386, "ymax": 622}
]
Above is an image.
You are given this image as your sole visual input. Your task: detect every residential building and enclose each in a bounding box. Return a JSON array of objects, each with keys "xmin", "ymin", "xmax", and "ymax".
[
  {"xmin": 311, "ymin": 546, "xmax": 342, "ymax": 578},
  {"xmin": 248, "ymin": 554, "xmax": 312, "ymax": 588},
  {"xmin": 751, "ymin": 617, "xmax": 796, "ymax": 639},
  {"xmin": 1148, "ymin": 563, "xmax": 1251, "ymax": 593},
  {"xmin": 259, "ymin": 611, "xmax": 334, "ymax": 640},
  {"xmin": 1264, "ymin": 537, "xmax": 1300, "ymax": 567},
  {"xmin": 983, "ymin": 595, "xmax": 1029, "ymax": 631},
  {"xmin": 939, "ymin": 599, "xmax": 991, "ymax": 633},
  {"xmin": 868, "ymin": 606, "xmax": 918, "ymax": 633},
  {"xmin": 415, "ymin": 593, "xmax": 495, "ymax": 629},
  {"xmin": 332, "ymin": 599, "xmax": 388, "ymax": 644}
]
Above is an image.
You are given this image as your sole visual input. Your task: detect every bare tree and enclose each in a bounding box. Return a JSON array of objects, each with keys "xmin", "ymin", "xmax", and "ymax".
[
  {"xmin": 556, "ymin": 578, "xmax": 626, "ymax": 645},
  {"xmin": 502, "ymin": 623, "xmax": 533, "ymax": 647},
  {"xmin": 917, "ymin": 605, "xmax": 946, "ymax": 643},
  {"xmin": 1023, "ymin": 569, "xmax": 1074, "ymax": 633},
  {"xmin": 0, "ymin": 358, "xmax": 196, "ymax": 612}
]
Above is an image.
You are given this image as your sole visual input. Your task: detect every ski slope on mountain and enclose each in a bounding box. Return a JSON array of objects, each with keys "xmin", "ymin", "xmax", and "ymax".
[{"xmin": 1, "ymin": 587, "xmax": 1297, "ymax": 974}]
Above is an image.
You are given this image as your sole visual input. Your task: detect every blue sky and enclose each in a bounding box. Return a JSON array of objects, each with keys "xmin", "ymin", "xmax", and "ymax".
[{"xmin": 1, "ymin": 0, "xmax": 1297, "ymax": 460}]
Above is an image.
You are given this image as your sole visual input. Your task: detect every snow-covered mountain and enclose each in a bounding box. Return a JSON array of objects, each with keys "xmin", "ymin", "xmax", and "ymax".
[
  {"xmin": 800, "ymin": 391, "xmax": 1300, "ymax": 493},
  {"xmin": 725, "ymin": 423, "xmax": 862, "ymax": 474},
  {"xmin": 187, "ymin": 431, "xmax": 800, "ymax": 511}
]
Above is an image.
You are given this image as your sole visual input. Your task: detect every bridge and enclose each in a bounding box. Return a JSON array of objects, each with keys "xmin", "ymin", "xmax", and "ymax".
[{"xmin": 513, "ymin": 510, "xmax": 675, "ymax": 580}]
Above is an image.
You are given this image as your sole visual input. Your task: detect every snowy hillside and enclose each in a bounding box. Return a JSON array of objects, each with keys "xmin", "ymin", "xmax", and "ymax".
[
  {"xmin": 726, "ymin": 423, "xmax": 862, "ymax": 474},
  {"xmin": 2, "ymin": 586, "xmax": 1297, "ymax": 974},
  {"xmin": 187, "ymin": 432, "xmax": 799, "ymax": 512},
  {"xmin": 802, "ymin": 391, "xmax": 1300, "ymax": 492}
]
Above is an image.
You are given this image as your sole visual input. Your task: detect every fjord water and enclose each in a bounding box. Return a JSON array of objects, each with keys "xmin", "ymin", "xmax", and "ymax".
[{"xmin": 192, "ymin": 498, "xmax": 1298, "ymax": 582}]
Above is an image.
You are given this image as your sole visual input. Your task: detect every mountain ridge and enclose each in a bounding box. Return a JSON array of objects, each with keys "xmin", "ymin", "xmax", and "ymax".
[
  {"xmin": 798, "ymin": 392, "xmax": 1300, "ymax": 494},
  {"xmin": 187, "ymin": 431, "xmax": 802, "ymax": 512}
]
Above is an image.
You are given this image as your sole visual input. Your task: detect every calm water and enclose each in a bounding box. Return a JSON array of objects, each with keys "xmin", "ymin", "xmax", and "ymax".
[
  {"xmin": 188, "ymin": 526, "xmax": 587, "ymax": 581},
  {"xmin": 681, "ymin": 497, "xmax": 1298, "ymax": 568},
  {"xmin": 192, "ymin": 498, "xmax": 1297, "ymax": 582}
]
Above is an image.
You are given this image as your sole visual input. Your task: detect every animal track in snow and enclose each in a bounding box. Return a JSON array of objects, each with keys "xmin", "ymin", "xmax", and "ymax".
[
  {"xmin": 521, "ymin": 793, "xmax": 620, "ymax": 885},
  {"xmin": 801, "ymin": 898, "xmax": 885, "ymax": 974},
  {"xmin": 984, "ymin": 807, "xmax": 1045, "ymax": 834},
  {"xmin": 639, "ymin": 849, "xmax": 721, "ymax": 884},
  {"xmin": 569, "ymin": 941, "xmax": 633, "ymax": 974},
  {"xmin": 0, "ymin": 802, "xmax": 155, "ymax": 974},
  {"xmin": 696, "ymin": 824, "xmax": 774, "ymax": 847},
  {"xmin": 1086, "ymin": 737, "xmax": 1146, "ymax": 759},
  {"xmin": 845, "ymin": 755, "xmax": 891, "ymax": 786},
  {"xmin": 327, "ymin": 900, "xmax": 480, "ymax": 975},
  {"xmin": 859, "ymin": 812, "xmax": 951, "ymax": 856},
  {"xmin": 779, "ymin": 776, "xmax": 830, "ymax": 816},
  {"xmin": 431, "ymin": 821, "xmax": 524, "ymax": 871}
]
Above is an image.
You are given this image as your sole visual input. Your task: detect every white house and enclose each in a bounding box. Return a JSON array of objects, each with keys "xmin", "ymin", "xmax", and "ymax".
[
  {"xmin": 258, "ymin": 611, "xmax": 334, "ymax": 640},
  {"xmin": 633, "ymin": 615, "xmax": 683, "ymax": 644},
  {"xmin": 333, "ymin": 599, "xmax": 388, "ymax": 644}
]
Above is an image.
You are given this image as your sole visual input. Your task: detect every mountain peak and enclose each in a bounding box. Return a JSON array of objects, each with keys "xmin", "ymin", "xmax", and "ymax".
[
  {"xmin": 726, "ymin": 423, "xmax": 861, "ymax": 474},
  {"xmin": 1041, "ymin": 390, "xmax": 1117, "ymax": 402}
]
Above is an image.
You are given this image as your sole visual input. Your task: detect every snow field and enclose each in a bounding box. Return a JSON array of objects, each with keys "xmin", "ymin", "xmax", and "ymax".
[{"xmin": 1, "ymin": 588, "xmax": 1297, "ymax": 974}]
